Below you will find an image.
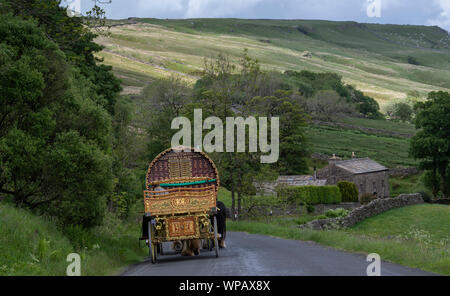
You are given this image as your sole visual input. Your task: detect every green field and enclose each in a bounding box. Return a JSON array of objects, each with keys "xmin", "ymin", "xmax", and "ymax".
[
  {"xmin": 306, "ymin": 124, "xmax": 416, "ymax": 167},
  {"xmin": 228, "ymin": 204, "xmax": 450, "ymax": 275},
  {"xmin": 335, "ymin": 117, "xmax": 416, "ymax": 135},
  {"xmin": 94, "ymin": 18, "xmax": 449, "ymax": 168},
  {"xmin": 96, "ymin": 18, "xmax": 450, "ymax": 106}
]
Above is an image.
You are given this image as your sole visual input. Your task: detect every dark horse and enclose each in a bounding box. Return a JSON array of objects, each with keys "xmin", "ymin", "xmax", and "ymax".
[{"xmin": 213, "ymin": 200, "xmax": 227, "ymax": 248}]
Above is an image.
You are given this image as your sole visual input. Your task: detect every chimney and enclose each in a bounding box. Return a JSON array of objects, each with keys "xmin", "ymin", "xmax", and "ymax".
[{"xmin": 329, "ymin": 153, "xmax": 338, "ymax": 164}]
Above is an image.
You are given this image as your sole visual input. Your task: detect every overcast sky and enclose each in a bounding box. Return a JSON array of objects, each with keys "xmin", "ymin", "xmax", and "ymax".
[{"xmin": 64, "ymin": 0, "xmax": 450, "ymax": 32}]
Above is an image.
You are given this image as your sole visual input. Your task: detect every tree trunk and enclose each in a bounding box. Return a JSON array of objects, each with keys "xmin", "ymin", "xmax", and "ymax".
[
  {"xmin": 237, "ymin": 191, "xmax": 241, "ymax": 221},
  {"xmin": 231, "ymin": 182, "xmax": 236, "ymax": 221},
  {"xmin": 237, "ymin": 169, "xmax": 243, "ymax": 221},
  {"xmin": 432, "ymin": 167, "xmax": 439, "ymax": 197},
  {"xmin": 438, "ymin": 163, "xmax": 448, "ymax": 198}
]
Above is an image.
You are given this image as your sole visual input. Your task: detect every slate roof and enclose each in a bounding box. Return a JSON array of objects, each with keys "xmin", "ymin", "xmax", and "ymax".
[{"xmin": 334, "ymin": 158, "xmax": 388, "ymax": 174}]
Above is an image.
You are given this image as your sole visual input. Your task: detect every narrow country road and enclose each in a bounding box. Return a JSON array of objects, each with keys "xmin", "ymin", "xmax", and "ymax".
[{"xmin": 121, "ymin": 232, "xmax": 433, "ymax": 276}]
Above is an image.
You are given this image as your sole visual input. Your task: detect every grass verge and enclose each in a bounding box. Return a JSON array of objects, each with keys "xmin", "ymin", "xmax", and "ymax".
[
  {"xmin": 0, "ymin": 202, "xmax": 147, "ymax": 276},
  {"xmin": 227, "ymin": 204, "xmax": 450, "ymax": 275}
]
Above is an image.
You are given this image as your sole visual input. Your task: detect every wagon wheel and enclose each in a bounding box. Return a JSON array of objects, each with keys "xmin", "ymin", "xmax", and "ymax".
[
  {"xmin": 207, "ymin": 238, "xmax": 213, "ymax": 251},
  {"xmin": 213, "ymin": 216, "xmax": 219, "ymax": 258},
  {"xmin": 206, "ymin": 220, "xmax": 214, "ymax": 251},
  {"xmin": 147, "ymin": 220, "xmax": 157, "ymax": 264}
]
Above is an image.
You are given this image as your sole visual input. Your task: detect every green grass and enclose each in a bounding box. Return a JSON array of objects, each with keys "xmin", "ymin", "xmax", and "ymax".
[
  {"xmin": 336, "ymin": 117, "xmax": 416, "ymax": 136},
  {"xmin": 95, "ymin": 18, "xmax": 446, "ymax": 171},
  {"xmin": 306, "ymin": 124, "xmax": 416, "ymax": 167},
  {"xmin": 96, "ymin": 18, "xmax": 450, "ymax": 106},
  {"xmin": 390, "ymin": 173, "xmax": 428, "ymax": 197},
  {"xmin": 0, "ymin": 202, "xmax": 147, "ymax": 276},
  {"xmin": 351, "ymin": 204, "xmax": 450, "ymax": 241},
  {"xmin": 218, "ymin": 187, "xmax": 232, "ymax": 208},
  {"xmin": 228, "ymin": 204, "xmax": 450, "ymax": 275}
]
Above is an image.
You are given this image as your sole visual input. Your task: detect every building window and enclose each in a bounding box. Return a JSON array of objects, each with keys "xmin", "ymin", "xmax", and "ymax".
[{"xmin": 373, "ymin": 181, "xmax": 377, "ymax": 195}]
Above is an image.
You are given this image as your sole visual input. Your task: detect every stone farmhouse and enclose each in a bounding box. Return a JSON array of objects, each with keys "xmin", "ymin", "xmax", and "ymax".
[{"xmin": 317, "ymin": 157, "xmax": 389, "ymax": 198}]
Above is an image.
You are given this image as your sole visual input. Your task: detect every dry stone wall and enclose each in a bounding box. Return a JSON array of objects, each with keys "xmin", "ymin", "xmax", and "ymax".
[
  {"xmin": 299, "ymin": 193, "xmax": 423, "ymax": 230},
  {"xmin": 239, "ymin": 202, "xmax": 361, "ymax": 219},
  {"xmin": 388, "ymin": 167, "xmax": 419, "ymax": 176}
]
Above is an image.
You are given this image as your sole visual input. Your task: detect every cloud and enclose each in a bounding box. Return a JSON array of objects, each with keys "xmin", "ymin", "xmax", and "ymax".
[
  {"xmin": 89, "ymin": 0, "xmax": 450, "ymax": 31},
  {"xmin": 134, "ymin": 0, "xmax": 186, "ymax": 17},
  {"xmin": 427, "ymin": 0, "xmax": 450, "ymax": 31},
  {"xmin": 184, "ymin": 0, "xmax": 264, "ymax": 18}
]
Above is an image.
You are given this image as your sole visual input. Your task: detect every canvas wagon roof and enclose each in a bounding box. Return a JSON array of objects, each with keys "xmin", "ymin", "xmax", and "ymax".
[{"xmin": 334, "ymin": 158, "xmax": 388, "ymax": 174}]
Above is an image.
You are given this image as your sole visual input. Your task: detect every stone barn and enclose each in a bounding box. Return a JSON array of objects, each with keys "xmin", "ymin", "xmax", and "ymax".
[{"xmin": 317, "ymin": 157, "xmax": 389, "ymax": 198}]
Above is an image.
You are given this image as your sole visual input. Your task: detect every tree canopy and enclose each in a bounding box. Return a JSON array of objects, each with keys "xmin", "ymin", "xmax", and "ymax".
[
  {"xmin": 410, "ymin": 91, "xmax": 450, "ymax": 197},
  {"xmin": 0, "ymin": 1, "xmax": 134, "ymax": 228}
]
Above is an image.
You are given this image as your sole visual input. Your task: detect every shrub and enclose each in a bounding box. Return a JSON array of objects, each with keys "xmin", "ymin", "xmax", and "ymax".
[
  {"xmin": 391, "ymin": 182, "xmax": 401, "ymax": 189},
  {"xmin": 360, "ymin": 193, "xmax": 377, "ymax": 205},
  {"xmin": 337, "ymin": 181, "xmax": 359, "ymax": 202},
  {"xmin": 277, "ymin": 185, "xmax": 342, "ymax": 205},
  {"xmin": 294, "ymin": 216, "xmax": 315, "ymax": 225},
  {"xmin": 306, "ymin": 204, "xmax": 315, "ymax": 214},
  {"xmin": 316, "ymin": 214, "xmax": 327, "ymax": 220},
  {"xmin": 393, "ymin": 102, "xmax": 413, "ymax": 122},
  {"xmin": 324, "ymin": 208, "xmax": 349, "ymax": 218},
  {"xmin": 407, "ymin": 56, "xmax": 420, "ymax": 65},
  {"xmin": 418, "ymin": 191, "xmax": 432, "ymax": 203},
  {"xmin": 63, "ymin": 225, "xmax": 96, "ymax": 251}
]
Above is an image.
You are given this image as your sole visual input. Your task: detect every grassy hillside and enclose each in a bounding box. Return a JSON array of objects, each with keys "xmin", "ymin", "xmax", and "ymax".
[
  {"xmin": 0, "ymin": 202, "xmax": 146, "ymax": 275},
  {"xmin": 307, "ymin": 124, "xmax": 415, "ymax": 167},
  {"xmin": 96, "ymin": 18, "xmax": 450, "ymax": 108},
  {"xmin": 228, "ymin": 204, "xmax": 450, "ymax": 275},
  {"xmin": 94, "ymin": 18, "xmax": 449, "ymax": 168}
]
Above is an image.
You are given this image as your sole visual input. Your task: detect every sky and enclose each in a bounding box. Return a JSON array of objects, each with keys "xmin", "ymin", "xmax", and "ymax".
[{"xmin": 64, "ymin": 0, "xmax": 450, "ymax": 32}]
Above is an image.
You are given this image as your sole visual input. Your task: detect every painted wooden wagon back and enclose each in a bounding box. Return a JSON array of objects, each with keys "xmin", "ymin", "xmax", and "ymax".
[{"xmin": 142, "ymin": 146, "xmax": 220, "ymax": 263}]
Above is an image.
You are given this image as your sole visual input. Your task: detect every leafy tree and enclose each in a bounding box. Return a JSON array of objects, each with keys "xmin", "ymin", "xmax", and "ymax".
[
  {"xmin": 410, "ymin": 91, "xmax": 450, "ymax": 197},
  {"xmin": 142, "ymin": 76, "xmax": 193, "ymax": 160},
  {"xmin": 347, "ymin": 86, "xmax": 381, "ymax": 119},
  {"xmin": 194, "ymin": 53, "xmax": 242, "ymax": 219},
  {"xmin": 141, "ymin": 51, "xmax": 310, "ymax": 219},
  {"xmin": 0, "ymin": 14, "xmax": 113, "ymax": 227},
  {"xmin": 1, "ymin": 0, "xmax": 121, "ymax": 114},
  {"xmin": 110, "ymin": 96, "xmax": 145, "ymax": 218},
  {"xmin": 393, "ymin": 102, "xmax": 414, "ymax": 122},
  {"xmin": 249, "ymin": 90, "xmax": 309, "ymax": 175},
  {"xmin": 283, "ymin": 70, "xmax": 381, "ymax": 118},
  {"xmin": 301, "ymin": 90, "xmax": 356, "ymax": 120},
  {"xmin": 421, "ymin": 170, "xmax": 441, "ymax": 198},
  {"xmin": 337, "ymin": 181, "xmax": 359, "ymax": 202},
  {"xmin": 143, "ymin": 76, "xmax": 192, "ymax": 117},
  {"xmin": 193, "ymin": 51, "xmax": 310, "ymax": 218}
]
